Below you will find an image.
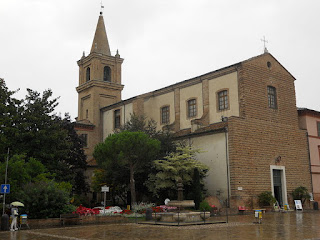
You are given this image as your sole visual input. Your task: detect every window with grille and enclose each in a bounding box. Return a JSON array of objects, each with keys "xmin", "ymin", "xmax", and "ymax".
[
  {"xmin": 218, "ymin": 90, "xmax": 228, "ymax": 110},
  {"xmin": 114, "ymin": 109, "xmax": 121, "ymax": 129},
  {"xmin": 187, "ymin": 99, "xmax": 197, "ymax": 118},
  {"xmin": 161, "ymin": 106, "xmax": 170, "ymax": 124},
  {"xmin": 268, "ymin": 86, "xmax": 277, "ymax": 109}
]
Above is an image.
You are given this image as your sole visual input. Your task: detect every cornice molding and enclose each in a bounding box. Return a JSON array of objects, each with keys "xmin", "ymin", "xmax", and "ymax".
[{"xmin": 76, "ymin": 80, "xmax": 124, "ymax": 93}]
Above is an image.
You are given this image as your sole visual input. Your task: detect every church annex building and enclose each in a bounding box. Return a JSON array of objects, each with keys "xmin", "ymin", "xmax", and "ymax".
[{"xmin": 74, "ymin": 12, "xmax": 312, "ymax": 210}]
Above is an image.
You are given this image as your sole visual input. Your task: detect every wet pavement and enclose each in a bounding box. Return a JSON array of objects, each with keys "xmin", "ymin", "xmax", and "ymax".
[{"xmin": 1, "ymin": 211, "xmax": 320, "ymax": 239}]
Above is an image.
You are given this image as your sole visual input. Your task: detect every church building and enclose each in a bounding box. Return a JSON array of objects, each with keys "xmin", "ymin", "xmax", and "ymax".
[{"xmin": 75, "ymin": 12, "xmax": 312, "ymax": 209}]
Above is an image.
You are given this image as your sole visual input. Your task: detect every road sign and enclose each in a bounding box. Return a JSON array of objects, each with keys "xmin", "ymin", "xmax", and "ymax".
[
  {"xmin": 1, "ymin": 184, "xmax": 10, "ymax": 194},
  {"xmin": 101, "ymin": 185, "xmax": 109, "ymax": 192}
]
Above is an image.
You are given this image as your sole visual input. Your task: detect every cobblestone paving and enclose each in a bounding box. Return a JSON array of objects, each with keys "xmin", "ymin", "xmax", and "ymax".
[{"xmin": 1, "ymin": 211, "xmax": 320, "ymax": 239}]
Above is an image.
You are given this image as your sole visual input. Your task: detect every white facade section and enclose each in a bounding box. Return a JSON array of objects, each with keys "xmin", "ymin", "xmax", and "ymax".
[
  {"xmin": 191, "ymin": 133, "xmax": 229, "ymax": 200},
  {"xmin": 209, "ymin": 71, "xmax": 240, "ymax": 123}
]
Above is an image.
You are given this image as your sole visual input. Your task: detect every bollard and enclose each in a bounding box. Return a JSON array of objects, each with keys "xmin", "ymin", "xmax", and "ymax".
[
  {"xmin": 1, "ymin": 214, "xmax": 9, "ymax": 231},
  {"xmin": 145, "ymin": 208, "xmax": 153, "ymax": 221}
]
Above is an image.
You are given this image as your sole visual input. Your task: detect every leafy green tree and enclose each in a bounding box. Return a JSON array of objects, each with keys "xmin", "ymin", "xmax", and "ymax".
[
  {"xmin": 0, "ymin": 79, "xmax": 88, "ymax": 194},
  {"xmin": 146, "ymin": 146, "xmax": 209, "ymax": 201},
  {"xmin": 118, "ymin": 114, "xmax": 177, "ymax": 157},
  {"xmin": 94, "ymin": 131, "xmax": 161, "ymax": 205},
  {"xmin": 0, "ymin": 79, "xmax": 22, "ymax": 160},
  {"xmin": 0, "ymin": 154, "xmax": 54, "ymax": 202}
]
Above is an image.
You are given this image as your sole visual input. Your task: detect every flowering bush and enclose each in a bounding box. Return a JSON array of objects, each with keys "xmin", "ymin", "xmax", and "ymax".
[
  {"xmin": 73, "ymin": 205, "xmax": 99, "ymax": 216},
  {"xmin": 152, "ymin": 206, "xmax": 164, "ymax": 213}
]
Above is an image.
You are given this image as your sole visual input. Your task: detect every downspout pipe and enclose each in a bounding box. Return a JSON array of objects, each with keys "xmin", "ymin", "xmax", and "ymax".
[{"xmin": 306, "ymin": 131, "xmax": 314, "ymax": 197}]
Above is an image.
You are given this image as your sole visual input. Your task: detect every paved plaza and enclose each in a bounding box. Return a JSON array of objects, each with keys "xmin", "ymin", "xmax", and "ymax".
[{"xmin": 1, "ymin": 211, "xmax": 320, "ymax": 239}]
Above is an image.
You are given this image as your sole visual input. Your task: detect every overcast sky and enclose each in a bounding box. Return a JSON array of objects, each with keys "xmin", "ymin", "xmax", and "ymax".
[{"xmin": 1, "ymin": 0, "xmax": 319, "ymax": 119}]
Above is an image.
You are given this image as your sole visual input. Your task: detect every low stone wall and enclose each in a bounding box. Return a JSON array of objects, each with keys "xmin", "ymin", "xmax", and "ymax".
[{"xmin": 25, "ymin": 215, "xmax": 129, "ymax": 229}]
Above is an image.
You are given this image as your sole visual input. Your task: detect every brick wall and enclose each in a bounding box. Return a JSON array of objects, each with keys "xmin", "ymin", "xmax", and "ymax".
[{"xmin": 228, "ymin": 53, "xmax": 311, "ymax": 208}]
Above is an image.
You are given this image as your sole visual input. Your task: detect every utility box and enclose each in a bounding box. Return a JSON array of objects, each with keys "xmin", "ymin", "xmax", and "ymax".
[{"xmin": 1, "ymin": 214, "xmax": 9, "ymax": 231}]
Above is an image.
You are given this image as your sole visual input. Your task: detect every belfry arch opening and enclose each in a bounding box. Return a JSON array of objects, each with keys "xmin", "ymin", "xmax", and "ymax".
[{"xmin": 103, "ymin": 66, "xmax": 111, "ymax": 82}]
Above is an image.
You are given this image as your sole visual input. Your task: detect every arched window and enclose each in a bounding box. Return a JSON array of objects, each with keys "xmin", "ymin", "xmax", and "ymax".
[
  {"xmin": 86, "ymin": 67, "xmax": 90, "ymax": 82},
  {"xmin": 103, "ymin": 66, "xmax": 111, "ymax": 82}
]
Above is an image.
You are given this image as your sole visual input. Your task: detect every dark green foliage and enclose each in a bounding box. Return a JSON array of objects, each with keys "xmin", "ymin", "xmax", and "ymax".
[
  {"xmin": 0, "ymin": 79, "xmax": 88, "ymax": 195},
  {"xmin": 146, "ymin": 146, "xmax": 209, "ymax": 202},
  {"xmin": 0, "ymin": 154, "xmax": 53, "ymax": 203},
  {"xmin": 292, "ymin": 186, "xmax": 310, "ymax": 204},
  {"xmin": 258, "ymin": 191, "xmax": 276, "ymax": 207},
  {"xmin": 94, "ymin": 131, "xmax": 161, "ymax": 205},
  {"xmin": 199, "ymin": 200, "xmax": 212, "ymax": 211},
  {"xmin": 18, "ymin": 181, "xmax": 75, "ymax": 219}
]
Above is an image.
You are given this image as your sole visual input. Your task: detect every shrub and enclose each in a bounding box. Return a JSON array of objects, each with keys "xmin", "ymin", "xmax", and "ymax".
[
  {"xmin": 292, "ymin": 186, "xmax": 310, "ymax": 204},
  {"xmin": 18, "ymin": 181, "xmax": 72, "ymax": 219},
  {"xmin": 199, "ymin": 200, "xmax": 212, "ymax": 211},
  {"xmin": 258, "ymin": 191, "xmax": 276, "ymax": 207}
]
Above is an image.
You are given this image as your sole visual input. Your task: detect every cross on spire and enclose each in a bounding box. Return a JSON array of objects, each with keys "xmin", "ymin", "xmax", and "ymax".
[
  {"xmin": 261, "ymin": 36, "xmax": 268, "ymax": 53},
  {"xmin": 100, "ymin": 0, "xmax": 104, "ymax": 15}
]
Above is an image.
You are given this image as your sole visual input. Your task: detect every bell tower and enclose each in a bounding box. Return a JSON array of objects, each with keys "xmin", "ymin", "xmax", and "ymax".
[{"xmin": 76, "ymin": 12, "xmax": 124, "ymax": 162}]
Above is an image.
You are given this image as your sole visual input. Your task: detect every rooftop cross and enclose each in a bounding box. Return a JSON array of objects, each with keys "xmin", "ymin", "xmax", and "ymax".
[
  {"xmin": 100, "ymin": 0, "xmax": 104, "ymax": 15},
  {"xmin": 261, "ymin": 36, "xmax": 268, "ymax": 53}
]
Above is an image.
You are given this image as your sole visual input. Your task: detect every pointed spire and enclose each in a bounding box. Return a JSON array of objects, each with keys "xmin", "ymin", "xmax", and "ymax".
[{"xmin": 90, "ymin": 12, "xmax": 111, "ymax": 56}]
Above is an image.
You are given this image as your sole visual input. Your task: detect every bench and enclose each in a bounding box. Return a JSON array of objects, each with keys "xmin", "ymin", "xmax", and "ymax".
[
  {"xmin": 60, "ymin": 213, "xmax": 82, "ymax": 226},
  {"xmin": 238, "ymin": 206, "xmax": 248, "ymax": 214}
]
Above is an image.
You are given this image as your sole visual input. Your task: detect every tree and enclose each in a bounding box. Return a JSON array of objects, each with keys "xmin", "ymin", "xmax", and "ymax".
[
  {"xmin": 94, "ymin": 131, "xmax": 161, "ymax": 205},
  {"xmin": 0, "ymin": 154, "xmax": 53, "ymax": 203},
  {"xmin": 0, "ymin": 80, "xmax": 88, "ymax": 194},
  {"xmin": 118, "ymin": 114, "xmax": 177, "ymax": 157},
  {"xmin": 0, "ymin": 79, "xmax": 22, "ymax": 160},
  {"xmin": 146, "ymin": 146, "xmax": 209, "ymax": 201}
]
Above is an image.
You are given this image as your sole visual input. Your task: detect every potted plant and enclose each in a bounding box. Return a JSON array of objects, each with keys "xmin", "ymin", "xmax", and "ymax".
[
  {"xmin": 258, "ymin": 191, "xmax": 276, "ymax": 211},
  {"xmin": 292, "ymin": 186, "xmax": 310, "ymax": 206}
]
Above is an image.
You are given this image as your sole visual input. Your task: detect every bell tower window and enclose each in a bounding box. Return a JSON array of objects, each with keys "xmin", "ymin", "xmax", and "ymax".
[
  {"xmin": 86, "ymin": 67, "xmax": 91, "ymax": 82},
  {"xmin": 103, "ymin": 66, "xmax": 111, "ymax": 82}
]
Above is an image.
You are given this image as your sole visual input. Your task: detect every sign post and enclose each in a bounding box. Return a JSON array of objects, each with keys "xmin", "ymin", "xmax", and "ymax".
[
  {"xmin": 101, "ymin": 185, "xmax": 109, "ymax": 214},
  {"xmin": 2, "ymin": 149, "xmax": 9, "ymax": 215}
]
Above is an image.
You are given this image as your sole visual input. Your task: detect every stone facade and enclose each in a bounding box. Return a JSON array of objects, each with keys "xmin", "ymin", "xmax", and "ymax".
[{"xmin": 75, "ymin": 13, "xmax": 312, "ymax": 209}]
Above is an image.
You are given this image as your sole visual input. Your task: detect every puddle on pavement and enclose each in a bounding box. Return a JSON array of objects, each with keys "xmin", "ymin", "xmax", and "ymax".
[{"xmin": 1, "ymin": 211, "xmax": 320, "ymax": 240}]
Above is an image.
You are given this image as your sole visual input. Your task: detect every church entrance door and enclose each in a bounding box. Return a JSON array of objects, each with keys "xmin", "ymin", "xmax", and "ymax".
[{"xmin": 273, "ymin": 169, "xmax": 283, "ymax": 207}]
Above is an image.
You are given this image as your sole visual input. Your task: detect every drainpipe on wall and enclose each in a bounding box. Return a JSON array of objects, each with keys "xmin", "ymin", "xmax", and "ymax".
[
  {"xmin": 224, "ymin": 126, "xmax": 230, "ymax": 223},
  {"xmin": 306, "ymin": 131, "xmax": 314, "ymax": 199}
]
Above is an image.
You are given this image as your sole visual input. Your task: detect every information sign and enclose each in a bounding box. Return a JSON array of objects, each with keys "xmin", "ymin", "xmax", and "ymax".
[{"xmin": 294, "ymin": 200, "xmax": 303, "ymax": 210}]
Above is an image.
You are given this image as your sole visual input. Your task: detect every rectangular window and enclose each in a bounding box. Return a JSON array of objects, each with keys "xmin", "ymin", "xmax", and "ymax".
[
  {"xmin": 317, "ymin": 122, "xmax": 320, "ymax": 137},
  {"xmin": 80, "ymin": 134, "xmax": 88, "ymax": 148},
  {"xmin": 268, "ymin": 86, "xmax": 277, "ymax": 109},
  {"xmin": 114, "ymin": 109, "xmax": 121, "ymax": 129},
  {"xmin": 161, "ymin": 106, "xmax": 170, "ymax": 124},
  {"xmin": 218, "ymin": 90, "xmax": 228, "ymax": 110},
  {"xmin": 187, "ymin": 99, "xmax": 197, "ymax": 118}
]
